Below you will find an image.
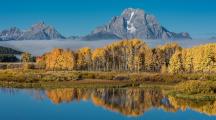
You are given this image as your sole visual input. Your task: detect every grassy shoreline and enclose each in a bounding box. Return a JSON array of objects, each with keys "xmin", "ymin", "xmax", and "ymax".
[
  {"xmin": 0, "ymin": 79, "xmax": 142, "ymax": 89},
  {"xmin": 169, "ymin": 92, "xmax": 216, "ymax": 101},
  {"xmin": 0, "ymin": 69, "xmax": 216, "ymax": 100},
  {"xmin": 1, "ymin": 69, "xmax": 216, "ymax": 82}
]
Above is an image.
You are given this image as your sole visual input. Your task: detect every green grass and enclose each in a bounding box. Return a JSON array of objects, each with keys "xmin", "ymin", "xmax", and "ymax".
[
  {"xmin": 0, "ymin": 69, "xmax": 216, "ymax": 94},
  {"xmin": 169, "ymin": 92, "xmax": 216, "ymax": 101},
  {"xmin": 0, "ymin": 69, "xmax": 167, "ymax": 82},
  {"xmin": 0, "ymin": 69, "xmax": 177, "ymax": 89},
  {"xmin": 0, "ymin": 80, "xmax": 142, "ymax": 89},
  {"xmin": 167, "ymin": 80, "xmax": 216, "ymax": 100}
]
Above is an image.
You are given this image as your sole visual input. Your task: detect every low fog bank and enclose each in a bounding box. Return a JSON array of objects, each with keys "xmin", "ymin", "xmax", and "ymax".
[
  {"xmin": 0, "ymin": 39, "xmax": 117, "ymax": 56},
  {"xmin": 0, "ymin": 39, "xmax": 215, "ymax": 56}
]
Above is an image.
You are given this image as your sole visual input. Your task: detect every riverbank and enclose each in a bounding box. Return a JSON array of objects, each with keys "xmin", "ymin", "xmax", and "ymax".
[
  {"xmin": 168, "ymin": 80, "xmax": 216, "ymax": 100},
  {"xmin": 0, "ymin": 69, "xmax": 175, "ymax": 88},
  {"xmin": 0, "ymin": 69, "xmax": 174, "ymax": 83},
  {"xmin": 1, "ymin": 69, "xmax": 216, "ymax": 82},
  {"xmin": 0, "ymin": 69, "xmax": 216, "ymax": 100}
]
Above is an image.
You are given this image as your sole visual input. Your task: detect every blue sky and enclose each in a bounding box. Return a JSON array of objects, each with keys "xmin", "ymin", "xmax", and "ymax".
[{"xmin": 0, "ymin": 0, "xmax": 216, "ymax": 38}]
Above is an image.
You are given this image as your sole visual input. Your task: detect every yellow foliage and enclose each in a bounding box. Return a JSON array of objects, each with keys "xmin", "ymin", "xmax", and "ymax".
[
  {"xmin": 36, "ymin": 40, "xmax": 215, "ymax": 73},
  {"xmin": 38, "ymin": 48, "xmax": 76, "ymax": 70},
  {"xmin": 169, "ymin": 43, "xmax": 216, "ymax": 73},
  {"xmin": 169, "ymin": 50, "xmax": 183, "ymax": 74},
  {"xmin": 21, "ymin": 52, "xmax": 31, "ymax": 63},
  {"xmin": 76, "ymin": 47, "xmax": 92, "ymax": 70}
]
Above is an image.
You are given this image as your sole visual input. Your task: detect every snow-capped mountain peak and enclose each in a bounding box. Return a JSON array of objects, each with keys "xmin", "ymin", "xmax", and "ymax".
[{"xmin": 85, "ymin": 8, "xmax": 191, "ymax": 40}]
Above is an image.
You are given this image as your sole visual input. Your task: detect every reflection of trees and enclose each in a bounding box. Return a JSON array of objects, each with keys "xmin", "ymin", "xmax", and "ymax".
[
  {"xmin": 45, "ymin": 88, "xmax": 216, "ymax": 116},
  {"xmin": 91, "ymin": 89, "xmax": 166, "ymax": 116},
  {"xmin": 45, "ymin": 88, "xmax": 173, "ymax": 116},
  {"xmin": 46, "ymin": 88, "xmax": 216, "ymax": 116},
  {"xmin": 0, "ymin": 88, "xmax": 19, "ymax": 96},
  {"xmin": 168, "ymin": 96, "xmax": 216, "ymax": 116},
  {"xmin": 1, "ymin": 88, "xmax": 216, "ymax": 116},
  {"xmin": 46, "ymin": 88, "xmax": 91, "ymax": 104}
]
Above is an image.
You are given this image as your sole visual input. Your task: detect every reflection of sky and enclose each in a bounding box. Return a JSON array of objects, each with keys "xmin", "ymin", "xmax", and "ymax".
[
  {"xmin": 0, "ymin": 39, "xmax": 216, "ymax": 56},
  {"xmin": 0, "ymin": 88, "xmax": 215, "ymax": 120},
  {"xmin": 0, "ymin": 0, "xmax": 216, "ymax": 38}
]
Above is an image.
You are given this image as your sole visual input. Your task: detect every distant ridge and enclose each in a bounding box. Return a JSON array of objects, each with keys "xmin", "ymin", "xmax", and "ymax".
[{"xmin": 0, "ymin": 22, "xmax": 65, "ymax": 40}]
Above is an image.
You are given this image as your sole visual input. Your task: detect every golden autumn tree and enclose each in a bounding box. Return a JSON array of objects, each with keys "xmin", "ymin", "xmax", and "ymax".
[
  {"xmin": 37, "ymin": 48, "xmax": 76, "ymax": 70},
  {"xmin": 35, "ymin": 40, "xmax": 216, "ymax": 73},
  {"xmin": 181, "ymin": 49, "xmax": 194, "ymax": 73},
  {"xmin": 92, "ymin": 48, "xmax": 106, "ymax": 71},
  {"xmin": 127, "ymin": 39, "xmax": 143, "ymax": 71},
  {"xmin": 137, "ymin": 44, "xmax": 153, "ymax": 71},
  {"xmin": 169, "ymin": 43, "xmax": 216, "ymax": 74},
  {"xmin": 186, "ymin": 43, "xmax": 216, "ymax": 73},
  {"xmin": 152, "ymin": 43, "xmax": 181, "ymax": 72},
  {"xmin": 169, "ymin": 50, "xmax": 183, "ymax": 74},
  {"xmin": 21, "ymin": 52, "xmax": 32, "ymax": 69},
  {"xmin": 21, "ymin": 52, "xmax": 31, "ymax": 63},
  {"xmin": 99, "ymin": 39, "xmax": 153, "ymax": 72},
  {"xmin": 104, "ymin": 41, "xmax": 120, "ymax": 71},
  {"xmin": 46, "ymin": 48, "xmax": 62, "ymax": 70},
  {"xmin": 76, "ymin": 47, "xmax": 92, "ymax": 70},
  {"xmin": 61, "ymin": 49, "xmax": 76, "ymax": 70}
]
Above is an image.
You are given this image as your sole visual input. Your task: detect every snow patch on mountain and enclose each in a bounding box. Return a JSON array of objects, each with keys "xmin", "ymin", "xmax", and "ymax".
[
  {"xmin": 127, "ymin": 11, "xmax": 136, "ymax": 33},
  {"xmin": 87, "ymin": 8, "xmax": 191, "ymax": 40}
]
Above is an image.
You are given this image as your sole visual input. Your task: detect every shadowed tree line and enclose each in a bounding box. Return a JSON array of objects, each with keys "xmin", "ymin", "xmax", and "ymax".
[{"xmin": 0, "ymin": 46, "xmax": 22, "ymax": 62}]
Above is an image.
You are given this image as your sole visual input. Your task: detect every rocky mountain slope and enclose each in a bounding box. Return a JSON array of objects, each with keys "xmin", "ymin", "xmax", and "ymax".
[
  {"xmin": 84, "ymin": 8, "xmax": 191, "ymax": 40},
  {"xmin": 0, "ymin": 22, "xmax": 65, "ymax": 40}
]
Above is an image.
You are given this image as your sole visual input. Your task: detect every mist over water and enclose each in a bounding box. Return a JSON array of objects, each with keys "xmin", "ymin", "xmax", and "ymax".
[{"xmin": 0, "ymin": 39, "xmax": 216, "ymax": 56}]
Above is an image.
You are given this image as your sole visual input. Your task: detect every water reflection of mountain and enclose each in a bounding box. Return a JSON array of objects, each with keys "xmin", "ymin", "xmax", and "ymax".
[{"xmin": 1, "ymin": 88, "xmax": 216, "ymax": 117}]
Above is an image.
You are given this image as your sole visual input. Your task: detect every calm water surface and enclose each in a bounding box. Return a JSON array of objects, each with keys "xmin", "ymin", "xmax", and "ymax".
[{"xmin": 0, "ymin": 88, "xmax": 216, "ymax": 120}]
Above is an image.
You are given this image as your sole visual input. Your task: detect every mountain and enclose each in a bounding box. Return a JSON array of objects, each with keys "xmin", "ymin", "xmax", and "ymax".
[
  {"xmin": 0, "ymin": 22, "xmax": 65, "ymax": 40},
  {"xmin": 0, "ymin": 27, "xmax": 23, "ymax": 40},
  {"xmin": 0, "ymin": 9, "xmax": 191, "ymax": 41},
  {"xmin": 84, "ymin": 8, "xmax": 191, "ymax": 40},
  {"xmin": 18, "ymin": 22, "xmax": 65, "ymax": 40},
  {"xmin": 81, "ymin": 32, "xmax": 121, "ymax": 40}
]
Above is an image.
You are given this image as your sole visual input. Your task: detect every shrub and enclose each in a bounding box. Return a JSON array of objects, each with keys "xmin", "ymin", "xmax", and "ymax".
[
  {"xmin": 23, "ymin": 63, "xmax": 35, "ymax": 70},
  {"xmin": 175, "ymin": 80, "xmax": 216, "ymax": 94},
  {"xmin": 80, "ymin": 72, "xmax": 95, "ymax": 79},
  {"xmin": 0, "ymin": 64, "xmax": 7, "ymax": 70},
  {"xmin": 113, "ymin": 75, "xmax": 129, "ymax": 80},
  {"xmin": 94, "ymin": 72, "xmax": 115, "ymax": 80}
]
